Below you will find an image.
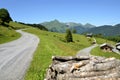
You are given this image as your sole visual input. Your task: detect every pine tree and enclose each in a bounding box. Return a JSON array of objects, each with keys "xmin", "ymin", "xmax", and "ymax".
[{"xmin": 65, "ymin": 29, "xmax": 73, "ymax": 42}]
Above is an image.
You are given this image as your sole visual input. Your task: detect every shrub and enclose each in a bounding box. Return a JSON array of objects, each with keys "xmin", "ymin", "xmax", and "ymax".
[{"xmin": 65, "ymin": 29, "xmax": 73, "ymax": 42}]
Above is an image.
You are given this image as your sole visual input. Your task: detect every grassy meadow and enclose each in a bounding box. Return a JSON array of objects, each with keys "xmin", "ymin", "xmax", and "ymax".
[
  {"xmin": 24, "ymin": 28, "xmax": 94, "ymax": 80},
  {"xmin": 0, "ymin": 25, "xmax": 21, "ymax": 44},
  {"xmin": 95, "ymin": 37, "xmax": 115, "ymax": 45}
]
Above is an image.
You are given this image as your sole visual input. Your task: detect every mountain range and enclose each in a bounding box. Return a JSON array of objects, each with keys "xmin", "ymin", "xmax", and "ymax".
[
  {"xmin": 41, "ymin": 20, "xmax": 95, "ymax": 33},
  {"xmin": 41, "ymin": 20, "xmax": 120, "ymax": 36}
]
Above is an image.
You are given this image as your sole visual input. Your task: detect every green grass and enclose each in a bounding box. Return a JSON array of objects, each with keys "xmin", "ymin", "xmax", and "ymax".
[
  {"xmin": 95, "ymin": 37, "xmax": 115, "ymax": 45},
  {"xmin": 0, "ymin": 25, "xmax": 21, "ymax": 44},
  {"xmin": 9, "ymin": 21, "xmax": 30, "ymax": 29},
  {"xmin": 24, "ymin": 28, "xmax": 93, "ymax": 80},
  {"xmin": 91, "ymin": 46, "xmax": 120, "ymax": 59},
  {"xmin": 0, "ymin": 21, "xmax": 31, "ymax": 44},
  {"xmin": 0, "ymin": 21, "xmax": 32, "ymax": 44},
  {"xmin": 91, "ymin": 37, "xmax": 120, "ymax": 59}
]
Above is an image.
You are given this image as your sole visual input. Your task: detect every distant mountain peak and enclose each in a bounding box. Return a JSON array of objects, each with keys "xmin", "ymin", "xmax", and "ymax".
[
  {"xmin": 51, "ymin": 19, "xmax": 59, "ymax": 23},
  {"xmin": 84, "ymin": 23, "xmax": 96, "ymax": 28},
  {"xmin": 85, "ymin": 23, "xmax": 91, "ymax": 25}
]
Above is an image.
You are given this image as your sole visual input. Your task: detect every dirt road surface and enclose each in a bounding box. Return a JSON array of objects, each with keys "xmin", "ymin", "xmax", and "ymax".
[{"xmin": 76, "ymin": 44, "xmax": 98, "ymax": 56}]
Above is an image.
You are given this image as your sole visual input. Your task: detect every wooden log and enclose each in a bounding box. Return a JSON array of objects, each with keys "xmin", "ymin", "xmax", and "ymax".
[{"xmin": 52, "ymin": 56, "xmax": 90, "ymax": 62}]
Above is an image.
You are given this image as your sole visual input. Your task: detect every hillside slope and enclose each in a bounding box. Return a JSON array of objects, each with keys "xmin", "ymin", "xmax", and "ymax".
[
  {"xmin": 24, "ymin": 28, "xmax": 93, "ymax": 80},
  {"xmin": 0, "ymin": 25, "xmax": 20, "ymax": 44},
  {"xmin": 86, "ymin": 24, "xmax": 120, "ymax": 36},
  {"xmin": 9, "ymin": 21, "xmax": 30, "ymax": 29},
  {"xmin": 24, "ymin": 27, "xmax": 115, "ymax": 80}
]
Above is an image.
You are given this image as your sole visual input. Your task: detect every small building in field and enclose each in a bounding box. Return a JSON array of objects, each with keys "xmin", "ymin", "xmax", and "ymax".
[
  {"xmin": 86, "ymin": 33, "xmax": 93, "ymax": 38},
  {"xmin": 100, "ymin": 43, "xmax": 113, "ymax": 52},
  {"xmin": 116, "ymin": 42, "xmax": 120, "ymax": 51}
]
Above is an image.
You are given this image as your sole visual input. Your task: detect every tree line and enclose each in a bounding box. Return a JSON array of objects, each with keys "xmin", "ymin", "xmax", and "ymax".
[
  {"xmin": 18, "ymin": 22, "xmax": 48, "ymax": 31},
  {"xmin": 94, "ymin": 34, "xmax": 120, "ymax": 43}
]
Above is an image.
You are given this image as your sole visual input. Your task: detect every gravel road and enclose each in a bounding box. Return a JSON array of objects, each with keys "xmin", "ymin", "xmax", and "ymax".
[
  {"xmin": 76, "ymin": 44, "xmax": 98, "ymax": 56},
  {"xmin": 0, "ymin": 30, "xmax": 39, "ymax": 80}
]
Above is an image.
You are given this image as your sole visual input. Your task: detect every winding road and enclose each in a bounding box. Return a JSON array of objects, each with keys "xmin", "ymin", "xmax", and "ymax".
[
  {"xmin": 0, "ymin": 30, "xmax": 39, "ymax": 80},
  {"xmin": 76, "ymin": 44, "xmax": 98, "ymax": 56}
]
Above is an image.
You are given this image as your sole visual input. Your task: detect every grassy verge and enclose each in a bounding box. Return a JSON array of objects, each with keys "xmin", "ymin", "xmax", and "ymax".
[
  {"xmin": 91, "ymin": 46, "xmax": 120, "ymax": 59},
  {"xmin": 24, "ymin": 28, "xmax": 92, "ymax": 80},
  {"xmin": 0, "ymin": 25, "xmax": 21, "ymax": 44}
]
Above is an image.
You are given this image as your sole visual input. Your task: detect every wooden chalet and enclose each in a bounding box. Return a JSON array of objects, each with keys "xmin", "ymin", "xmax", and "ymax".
[{"xmin": 100, "ymin": 43, "xmax": 113, "ymax": 52}]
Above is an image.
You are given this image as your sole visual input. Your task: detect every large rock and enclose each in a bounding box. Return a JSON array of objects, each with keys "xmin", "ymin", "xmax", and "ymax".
[{"xmin": 45, "ymin": 56, "xmax": 120, "ymax": 80}]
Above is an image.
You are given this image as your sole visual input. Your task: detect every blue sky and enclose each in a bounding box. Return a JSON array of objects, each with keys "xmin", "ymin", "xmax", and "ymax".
[{"xmin": 0, "ymin": 0, "xmax": 120, "ymax": 26}]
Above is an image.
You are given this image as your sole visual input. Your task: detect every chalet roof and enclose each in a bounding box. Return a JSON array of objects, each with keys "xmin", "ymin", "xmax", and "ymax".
[
  {"xmin": 117, "ymin": 46, "xmax": 120, "ymax": 49},
  {"xmin": 100, "ymin": 43, "xmax": 113, "ymax": 48},
  {"xmin": 116, "ymin": 42, "xmax": 120, "ymax": 46},
  {"xmin": 115, "ymin": 42, "xmax": 120, "ymax": 49}
]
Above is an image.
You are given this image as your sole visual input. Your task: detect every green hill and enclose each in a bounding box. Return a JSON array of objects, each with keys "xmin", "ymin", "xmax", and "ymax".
[
  {"xmin": 0, "ymin": 8, "xmax": 22, "ymax": 44},
  {"xmin": 0, "ymin": 21, "xmax": 33, "ymax": 44},
  {"xmin": 86, "ymin": 24, "xmax": 120, "ymax": 36},
  {"xmin": 0, "ymin": 25, "xmax": 21, "ymax": 44},
  {"xmin": 9, "ymin": 21, "xmax": 30, "ymax": 29}
]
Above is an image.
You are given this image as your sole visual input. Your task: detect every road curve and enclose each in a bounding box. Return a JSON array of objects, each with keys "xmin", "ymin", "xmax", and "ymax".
[
  {"xmin": 0, "ymin": 30, "xmax": 39, "ymax": 80},
  {"xmin": 76, "ymin": 44, "xmax": 98, "ymax": 56}
]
